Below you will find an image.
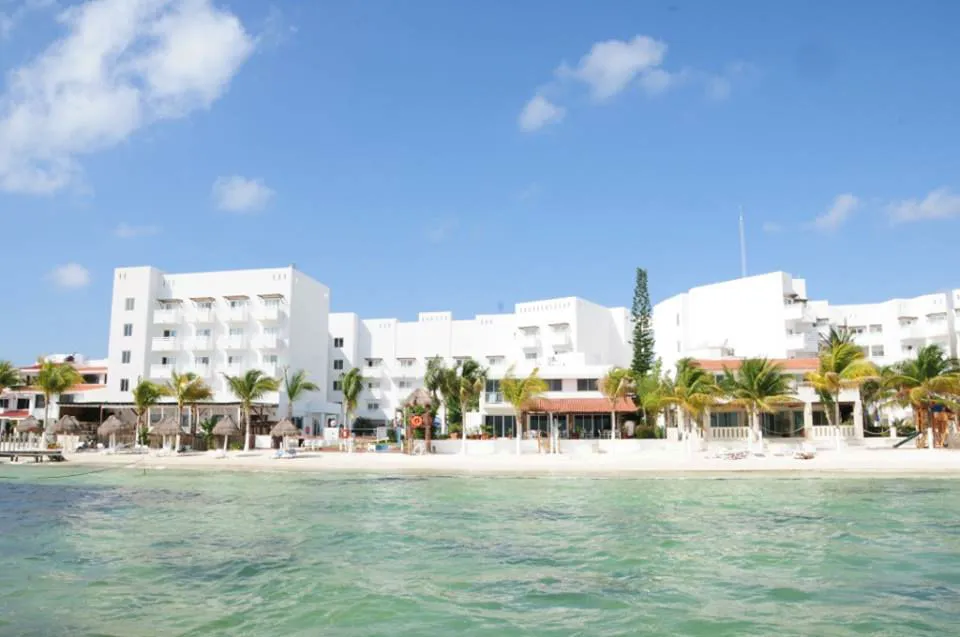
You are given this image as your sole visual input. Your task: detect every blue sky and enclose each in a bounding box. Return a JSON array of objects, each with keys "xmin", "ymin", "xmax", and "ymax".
[{"xmin": 2, "ymin": 0, "xmax": 959, "ymax": 363}]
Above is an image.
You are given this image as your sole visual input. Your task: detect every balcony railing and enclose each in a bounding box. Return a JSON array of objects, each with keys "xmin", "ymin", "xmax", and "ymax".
[
  {"xmin": 181, "ymin": 363, "xmax": 211, "ymax": 377},
  {"xmin": 223, "ymin": 363, "xmax": 247, "ymax": 377},
  {"xmin": 784, "ymin": 303, "xmax": 814, "ymax": 323},
  {"xmin": 549, "ymin": 331, "xmax": 572, "ymax": 350},
  {"xmin": 193, "ymin": 309, "xmax": 215, "ymax": 323},
  {"xmin": 785, "ymin": 332, "xmax": 817, "ymax": 351},
  {"xmin": 223, "ymin": 307, "xmax": 248, "ymax": 322},
  {"xmin": 255, "ymin": 306, "xmax": 282, "ymax": 322},
  {"xmin": 485, "ymin": 391, "xmax": 504, "ymax": 404},
  {"xmin": 149, "ymin": 364, "xmax": 176, "ymax": 378},
  {"xmin": 259, "ymin": 363, "xmax": 279, "ymax": 378},
  {"xmin": 188, "ymin": 336, "xmax": 213, "ymax": 350},
  {"xmin": 154, "ymin": 309, "xmax": 181, "ymax": 325},
  {"xmin": 521, "ymin": 334, "xmax": 541, "ymax": 350},
  {"xmin": 219, "ymin": 336, "xmax": 247, "ymax": 350},
  {"xmin": 151, "ymin": 337, "xmax": 180, "ymax": 352},
  {"xmin": 900, "ymin": 324, "xmax": 926, "ymax": 340},
  {"xmin": 364, "ymin": 367, "xmax": 385, "ymax": 378},
  {"xmin": 254, "ymin": 335, "xmax": 284, "ymax": 349}
]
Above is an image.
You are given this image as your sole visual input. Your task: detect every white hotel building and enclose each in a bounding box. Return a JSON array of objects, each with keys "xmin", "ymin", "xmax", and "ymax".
[{"xmin": 2, "ymin": 265, "xmax": 957, "ymax": 446}]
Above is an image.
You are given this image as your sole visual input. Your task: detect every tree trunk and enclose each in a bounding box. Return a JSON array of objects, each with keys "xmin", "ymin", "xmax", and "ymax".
[
  {"xmin": 611, "ymin": 408, "xmax": 616, "ymax": 440},
  {"xmin": 42, "ymin": 395, "xmax": 50, "ymax": 448},
  {"xmin": 425, "ymin": 412, "xmax": 433, "ymax": 454},
  {"xmin": 515, "ymin": 410, "xmax": 523, "ymax": 455},
  {"xmin": 243, "ymin": 404, "xmax": 251, "ymax": 452},
  {"xmin": 834, "ymin": 394, "xmax": 842, "ymax": 451}
]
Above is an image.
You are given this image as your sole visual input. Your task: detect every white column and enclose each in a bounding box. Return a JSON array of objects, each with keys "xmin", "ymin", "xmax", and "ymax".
[
  {"xmin": 853, "ymin": 399, "xmax": 864, "ymax": 440},
  {"xmin": 803, "ymin": 402, "xmax": 813, "ymax": 439},
  {"xmin": 703, "ymin": 407, "xmax": 712, "ymax": 443}
]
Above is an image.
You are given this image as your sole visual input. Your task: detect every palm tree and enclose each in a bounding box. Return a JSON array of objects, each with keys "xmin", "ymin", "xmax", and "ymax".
[
  {"xmin": 35, "ymin": 358, "xmax": 82, "ymax": 443},
  {"xmin": 455, "ymin": 358, "xmax": 486, "ymax": 453},
  {"xmin": 424, "ymin": 356, "xmax": 448, "ymax": 439},
  {"xmin": 662, "ymin": 358, "xmax": 718, "ymax": 451},
  {"xmin": 720, "ymin": 358, "xmax": 794, "ymax": 451},
  {"xmin": 340, "ymin": 367, "xmax": 364, "ymax": 433},
  {"xmin": 224, "ymin": 369, "xmax": 280, "ymax": 451},
  {"xmin": 598, "ymin": 366, "xmax": 635, "ymax": 439},
  {"xmin": 282, "ymin": 368, "xmax": 319, "ymax": 422},
  {"xmin": 634, "ymin": 360, "xmax": 668, "ymax": 436},
  {"xmin": 0, "ymin": 361, "xmax": 21, "ymax": 437},
  {"xmin": 500, "ymin": 366, "xmax": 548, "ymax": 455},
  {"xmin": 859, "ymin": 365, "xmax": 898, "ymax": 435},
  {"xmin": 131, "ymin": 379, "xmax": 162, "ymax": 447},
  {"xmin": 161, "ymin": 371, "xmax": 213, "ymax": 448},
  {"xmin": 889, "ymin": 344, "xmax": 960, "ymax": 447},
  {"xmin": 806, "ymin": 339, "xmax": 877, "ymax": 449}
]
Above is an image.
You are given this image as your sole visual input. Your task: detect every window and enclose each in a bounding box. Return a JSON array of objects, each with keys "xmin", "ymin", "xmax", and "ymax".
[
  {"xmin": 676, "ymin": 313, "xmax": 680, "ymax": 326},
  {"xmin": 577, "ymin": 379, "xmax": 597, "ymax": 391},
  {"xmin": 160, "ymin": 356, "xmax": 176, "ymax": 366},
  {"xmin": 366, "ymin": 358, "xmax": 381, "ymax": 368},
  {"xmin": 399, "ymin": 358, "xmax": 415, "ymax": 368},
  {"xmin": 16, "ymin": 398, "xmax": 30, "ymax": 410},
  {"xmin": 196, "ymin": 301, "xmax": 213, "ymax": 310},
  {"xmin": 0, "ymin": 399, "xmax": 7, "ymax": 409},
  {"xmin": 398, "ymin": 380, "xmax": 412, "ymax": 389},
  {"xmin": 229, "ymin": 299, "xmax": 247, "ymax": 308},
  {"xmin": 677, "ymin": 341, "xmax": 681, "ymax": 353},
  {"xmin": 545, "ymin": 379, "xmax": 562, "ymax": 391},
  {"xmin": 869, "ymin": 324, "xmax": 883, "ymax": 334},
  {"xmin": 228, "ymin": 355, "xmax": 243, "ymax": 365},
  {"xmin": 333, "ymin": 380, "xmax": 343, "ymax": 391},
  {"xmin": 333, "ymin": 359, "xmax": 344, "ymax": 370},
  {"xmin": 229, "ymin": 327, "xmax": 244, "ymax": 336},
  {"xmin": 264, "ymin": 355, "xmax": 278, "ymax": 365},
  {"xmin": 197, "ymin": 356, "xmax": 210, "ymax": 365},
  {"xmin": 125, "ymin": 297, "xmax": 135, "ymax": 311},
  {"xmin": 368, "ymin": 381, "xmax": 380, "ymax": 390},
  {"xmin": 264, "ymin": 298, "xmax": 281, "ymax": 308},
  {"xmin": 162, "ymin": 329, "xmax": 177, "ymax": 338},
  {"xmin": 333, "ymin": 337, "xmax": 344, "ymax": 348},
  {"xmin": 123, "ymin": 323, "xmax": 133, "ymax": 337},
  {"xmin": 871, "ymin": 345, "xmax": 885, "ymax": 357},
  {"xmin": 197, "ymin": 328, "xmax": 211, "ymax": 337},
  {"xmin": 120, "ymin": 378, "xmax": 130, "ymax": 392},
  {"xmin": 264, "ymin": 326, "xmax": 280, "ymax": 336},
  {"xmin": 486, "ymin": 356, "xmax": 504, "ymax": 366},
  {"xmin": 524, "ymin": 352, "xmax": 538, "ymax": 360},
  {"xmin": 34, "ymin": 395, "xmax": 45, "ymax": 409},
  {"xmin": 367, "ymin": 402, "xmax": 380, "ymax": 411},
  {"xmin": 710, "ymin": 412, "xmax": 741, "ymax": 428},
  {"xmin": 121, "ymin": 350, "xmax": 131, "ymax": 364}
]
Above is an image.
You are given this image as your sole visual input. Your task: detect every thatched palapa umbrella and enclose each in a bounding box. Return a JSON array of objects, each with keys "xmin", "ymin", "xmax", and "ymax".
[
  {"xmin": 98, "ymin": 415, "xmax": 132, "ymax": 450},
  {"xmin": 403, "ymin": 388, "xmax": 433, "ymax": 454},
  {"xmin": 151, "ymin": 417, "xmax": 181, "ymax": 451},
  {"xmin": 212, "ymin": 415, "xmax": 239, "ymax": 452},
  {"xmin": 270, "ymin": 418, "xmax": 299, "ymax": 449},
  {"xmin": 50, "ymin": 414, "xmax": 80, "ymax": 435},
  {"xmin": 16, "ymin": 415, "xmax": 41, "ymax": 434}
]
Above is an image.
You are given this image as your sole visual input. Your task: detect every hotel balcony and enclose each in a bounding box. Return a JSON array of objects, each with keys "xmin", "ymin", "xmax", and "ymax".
[
  {"xmin": 900, "ymin": 324, "xmax": 926, "ymax": 341},
  {"xmin": 154, "ymin": 309, "xmax": 181, "ymax": 325},
  {"xmin": 549, "ymin": 331, "xmax": 572, "ymax": 351},
  {"xmin": 188, "ymin": 336, "xmax": 213, "ymax": 350},
  {"xmin": 193, "ymin": 309, "xmax": 215, "ymax": 323},
  {"xmin": 149, "ymin": 364, "xmax": 177, "ymax": 379},
  {"xmin": 255, "ymin": 306, "xmax": 282, "ymax": 322},
  {"xmin": 253, "ymin": 335, "xmax": 285, "ymax": 350},
  {"xmin": 784, "ymin": 303, "xmax": 814, "ymax": 323},
  {"xmin": 521, "ymin": 334, "xmax": 541, "ymax": 351},
  {"xmin": 925, "ymin": 322, "xmax": 949, "ymax": 338},
  {"xmin": 484, "ymin": 391, "xmax": 504, "ymax": 404},
  {"xmin": 364, "ymin": 366, "xmax": 385, "ymax": 378},
  {"xmin": 181, "ymin": 363, "xmax": 211, "ymax": 377},
  {"xmin": 151, "ymin": 337, "xmax": 181, "ymax": 352},
  {"xmin": 260, "ymin": 363, "xmax": 279, "ymax": 378},
  {"xmin": 785, "ymin": 332, "xmax": 818, "ymax": 352},
  {"xmin": 219, "ymin": 336, "xmax": 247, "ymax": 350},
  {"xmin": 223, "ymin": 363, "xmax": 248, "ymax": 377},
  {"xmin": 391, "ymin": 364, "xmax": 422, "ymax": 378},
  {"xmin": 222, "ymin": 307, "xmax": 248, "ymax": 323}
]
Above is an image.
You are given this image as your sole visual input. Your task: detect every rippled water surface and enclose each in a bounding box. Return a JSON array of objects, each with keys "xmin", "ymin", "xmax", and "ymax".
[{"xmin": 1, "ymin": 468, "xmax": 958, "ymax": 636}]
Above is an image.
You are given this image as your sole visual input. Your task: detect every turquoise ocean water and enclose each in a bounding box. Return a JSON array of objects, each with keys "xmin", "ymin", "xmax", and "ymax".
[{"xmin": 0, "ymin": 468, "xmax": 958, "ymax": 636}]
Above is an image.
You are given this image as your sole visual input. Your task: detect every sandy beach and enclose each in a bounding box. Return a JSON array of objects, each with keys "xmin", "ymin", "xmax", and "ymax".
[{"xmin": 15, "ymin": 446, "xmax": 960, "ymax": 476}]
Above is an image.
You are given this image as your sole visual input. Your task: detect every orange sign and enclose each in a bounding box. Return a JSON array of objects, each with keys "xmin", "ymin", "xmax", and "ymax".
[{"xmin": 410, "ymin": 415, "xmax": 423, "ymax": 427}]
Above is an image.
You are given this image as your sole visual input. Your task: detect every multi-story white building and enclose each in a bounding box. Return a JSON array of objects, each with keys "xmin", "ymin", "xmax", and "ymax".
[
  {"xmin": 329, "ymin": 297, "xmax": 632, "ymax": 437},
  {"xmin": 104, "ymin": 265, "xmax": 340, "ymax": 427}
]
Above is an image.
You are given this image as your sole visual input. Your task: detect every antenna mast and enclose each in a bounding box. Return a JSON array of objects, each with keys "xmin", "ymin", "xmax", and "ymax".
[{"xmin": 738, "ymin": 206, "xmax": 747, "ymax": 278}]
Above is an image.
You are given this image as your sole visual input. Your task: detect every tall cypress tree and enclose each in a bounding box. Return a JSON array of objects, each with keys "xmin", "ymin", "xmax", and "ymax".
[{"xmin": 631, "ymin": 268, "xmax": 655, "ymax": 378}]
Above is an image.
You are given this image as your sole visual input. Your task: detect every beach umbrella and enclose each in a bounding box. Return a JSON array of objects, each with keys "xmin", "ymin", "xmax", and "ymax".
[
  {"xmin": 98, "ymin": 415, "xmax": 131, "ymax": 450},
  {"xmin": 270, "ymin": 419, "xmax": 300, "ymax": 450},
  {"xmin": 50, "ymin": 415, "xmax": 80, "ymax": 434},
  {"xmin": 212, "ymin": 415, "xmax": 239, "ymax": 452},
  {"xmin": 151, "ymin": 417, "xmax": 181, "ymax": 451},
  {"xmin": 16, "ymin": 416, "xmax": 41, "ymax": 434}
]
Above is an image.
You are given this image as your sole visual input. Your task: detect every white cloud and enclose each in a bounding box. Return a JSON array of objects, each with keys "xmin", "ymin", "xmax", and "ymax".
[
  {"xmin": 114, "ymin": 222, "xmax": 160, "ymax": 238},
  {"xmin": 0, "ymin": 0, "xmax": 56, "ymax": 39},
  {"xmin": 48, "ymin": 262, "xmax": 90, "ymax": 288},
  {"xmin": 518, "ymin": 94, "xmax": 565, "ymax": 132},
  {"xmin": 888, "ymin": 187, "xmax": 960, "ymax": 223},
  {"xmin": 762, "ymin": 221, "xmax": 783, "ymax": 234},
  {"xmin": 814, "ymin": 193, "xmax": 859, "ymax": 231},
  {"xmin": 212, "ymin": 175, "xmax": 274, "ymax": 213},
  {"xmin": 0, "ymin": 0, "xmax": 255, "ymax": 194},
  {"xmin": 559, "ymin": 35, "xmax": 667, "ymax": 101}
]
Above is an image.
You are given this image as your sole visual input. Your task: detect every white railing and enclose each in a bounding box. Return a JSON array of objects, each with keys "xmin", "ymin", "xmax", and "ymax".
[
  {"xmin": 153, "ymin": 309, "xmax": 181, "ymax": 324},
  {"xmin": 193, "ymin": 309, "xmax": 215, "ymax": 323},
  {"xmin": 219, "ymin": 336, "xmax": 247, "ymax": 349},
  {"xmin": 485, "ymin": 392, "xmax": 504, "ymax": 404},
  {"xmin": 784, "ymin": 303, "xmax": 813, "ymax": 323},
  {"xmin": 550, "ymin": 332, "xmax": 572, "ymax": 349},
  {"xmin": 150, "ymin": 364, "xmax": 176, "ymax": 378},
  {"xmin": 181, "ymin": 364, "xmax": 211, "ymax": 377},
  {"xmin": 151, "ymin": 337, "xmax": 180, "ymax": 351},
  {"xmin": 521, "ymin": 334, "xmax": 541, "ymax": 350},
  {"xmin": 785, "ymin": 332, "xmax": 817, "ymax": 351},
  {"xmin": 709, "ymin": 426, "xmax": 750, "ymax": 441},
  {"xmin": 260, "ymin": 364, "xmax": 279, "ymax": 378},
  {"xmin": 254, "ymin": 335, "xmax": 283, "ymax": 349},
  {"xmin": 255, "ymin": 306, "xmax": 281, "ymax": 321},
  {"xmin": 811, "ymin": 425, "xmax": 855, "ymax": 438},
  {"xmin": 188, "ymin": 336, "xmax": 213, "ymax": 350},
  {"xmin": 900, "ymin": 324, "xmax": 926, "ymax": 340},
  {"xmin": 223, "ymin": 307, "xmax": 248, "ymax": 322},
  {"xmin": 223, "ymin": 364, "xmax": 247, "ymax": 377}
]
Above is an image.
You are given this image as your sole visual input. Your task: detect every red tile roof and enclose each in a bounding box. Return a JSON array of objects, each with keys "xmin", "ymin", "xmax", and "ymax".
[
  {"xmin": 530, "ymin": 397, "xmax": 636, "ymax": 413},
  {"xmin": 1, "ymin": 384, "xmax": 106, "ymax": 394},
  {"xmin": 0, "ymin": 410, "xmax": 30, "ymax": 420},
  {"xmin": 695, "ymin": 358, "xmax": 819, "ymax": 372}
]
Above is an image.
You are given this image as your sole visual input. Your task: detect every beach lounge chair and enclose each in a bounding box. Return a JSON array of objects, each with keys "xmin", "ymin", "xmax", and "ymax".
[{"xmin": 794, "ymin": 443, "xmax": 817, "ymax": 460}]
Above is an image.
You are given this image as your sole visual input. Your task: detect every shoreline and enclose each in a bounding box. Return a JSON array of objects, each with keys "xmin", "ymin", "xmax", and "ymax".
[{"xmin": 5, "ymin": 447, "xmax": 960, "ymax": 477}]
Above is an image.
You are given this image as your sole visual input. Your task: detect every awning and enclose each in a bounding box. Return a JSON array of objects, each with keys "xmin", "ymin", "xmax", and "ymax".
[
  {"xmin": 0, "ymin": 410, "xmax": 30, "ymax": 420},
  {"xmin": 224, "ymin": 294, "xmax": 250, "ymax": 300},
  {"xmin": 157, "ymin": 298, "xmax": 183, "ymax": 304},
  {"xmin": 191, "ymin": 296, "xmax": 216, "ymax": 302},
  {"xmin": 258, "ymin": 293, "xmax": 285, "ymax": 300},
  {"xmin": 529, "ymin": 397, "xmax": 636, "ymax": 413}
]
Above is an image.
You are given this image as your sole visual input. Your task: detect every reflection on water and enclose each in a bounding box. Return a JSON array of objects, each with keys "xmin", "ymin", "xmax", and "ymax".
[{"xmin": 0, "ymin": 470, "xmax": 957, "ymax": 636}]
